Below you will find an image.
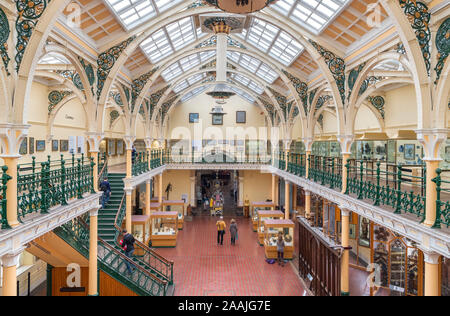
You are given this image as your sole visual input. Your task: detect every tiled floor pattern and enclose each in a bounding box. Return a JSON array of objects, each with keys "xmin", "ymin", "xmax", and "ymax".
[{"xmin": 156, "ymin": 216, "xmax": 308, "ymax": 296}]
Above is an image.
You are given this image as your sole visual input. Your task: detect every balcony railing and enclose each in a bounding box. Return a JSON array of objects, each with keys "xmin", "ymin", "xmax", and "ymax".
[
  {"xmin": 1, "ymin": 166, "xmax": 12, "ymax": 229},
  {"xmin": 17, "ymin": 154, "xmax": 95, "ymax": 222},
  {"xmin": 433, "ymin": 169, "xmax": 450, "ymax": 228},
  {"xmin": 132, "ymin": 152, "xmax": 150, "ymax": 176}
]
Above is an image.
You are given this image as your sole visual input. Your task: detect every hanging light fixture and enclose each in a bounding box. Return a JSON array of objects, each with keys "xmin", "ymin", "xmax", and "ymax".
[{"xmin": 204, "ymin": 0, "xmax": 278, "ymax": 14}]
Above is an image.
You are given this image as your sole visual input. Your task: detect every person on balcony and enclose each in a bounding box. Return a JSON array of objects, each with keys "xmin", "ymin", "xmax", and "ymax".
[
  {"xmin": 132, "ymin": 145, "xmax": 137, "ymax": 164},
  {"xmin": 100, "ymin": 177, "xmax": 111, "ymax": 209},
  {"xmin": 121, "ymin": 230, "xmax": 136, "ymax": 276}
]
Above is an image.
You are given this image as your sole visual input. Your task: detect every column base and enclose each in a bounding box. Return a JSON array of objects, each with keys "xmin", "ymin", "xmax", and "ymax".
[
  {"xmin": 340, "ymin": 291, "xmax": 350, "ymax": 296},
  {"xmin": 88, "ymin": 293, "xmax": 99, "ymax": 296}
]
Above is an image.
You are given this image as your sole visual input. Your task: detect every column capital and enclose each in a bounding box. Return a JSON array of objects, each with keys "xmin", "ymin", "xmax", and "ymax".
[
  {"xmin": 337, "ymin": 135, "xmax": 355, "ymax": 155},
  {"xmin": 304, "ymin": 190, "xmax": 311, "ymax": 196},
  {"xmin": 0, "ymin": 124, "xmax": 30, "ymax": 158},
  {"xmin": 123, "ymin": 135, "xmax": 136, "ymax": 151},
  {"xmin": 302, "ymin": 137, "xmax": 314, "ymax": 152},
  {"xmin": 340, "ymin": 208, "xmax": 351, "ymax": 217},
  {"xmin": 415, "ymin": 129, "xmax": 447, "ymax": 161},
  {"xmin": 419, "ymin": 249, "xmax": 441, "ymax": 264},
  {"xmin": 146, "ymin": 179, "xmax": 151, "ymax": 184},
  {"xmin": 144, "ymin": 137, "xmax": 153, "ymax": 149},
  {"xmin": 125, "ymin": 188, "xmax": 134, "ymax": 195},
  {"xmin": 283, "ymin": 139, "xmax": 292, "ymax": 151},
  {"xmin": 85, "ymin": 132, "xmax": 105, "ymax": 153},
  {"xmin": 1, "ymin": 247, "xmax": 25, "ymax": 268},
  {"xmin": 90, "ymin": 209, "xmax": 99, "ymax": 217}
]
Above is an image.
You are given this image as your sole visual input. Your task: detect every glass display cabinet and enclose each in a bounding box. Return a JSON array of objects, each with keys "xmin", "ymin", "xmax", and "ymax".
[
  {"xmin": 263, "ymin": 219, "xmax": 295, "ymax": 260},
  {"xmin": 256, "ymin": 210, "xmax": 284, "ymax": 245},
  {"xmin": 150, "ymin": 202, "xmax": 161, "ymax": 213},
  {"xmin": 131, "ymin": 215, "xmax": 151, "ymax": 249},
  {"xmin": 162, "ymin": 200, "xmax": 185, "ymax": 230},
  {"xmin": 251, "ymin": 202, "xmax": 276, "ymax": 232},
  {"xmin": 150, "ymin": 211, "xmax": 178, "ymax": 248}
]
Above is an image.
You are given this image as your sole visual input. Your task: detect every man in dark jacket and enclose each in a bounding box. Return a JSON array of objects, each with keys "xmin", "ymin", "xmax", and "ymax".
[
  {"xmin": 122, "ymin": 230, "xmax": 136, "ymax": 275},
  {"xmin": 99, "ymin": 178, "xmax": 111, "ymax": 209}
]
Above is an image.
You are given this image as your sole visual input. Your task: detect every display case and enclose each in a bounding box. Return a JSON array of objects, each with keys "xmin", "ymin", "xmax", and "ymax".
[
  {"xmin": 251, "ymin": 202, "xmax": 276, "ymax": 231},
  {"xmin": 151, "ymin": 211, "xmax": 178, "ymax": 248},
  {"xmin": 150, "ymin": 202, "xmax": 161, "ymax": 212},
  {"xmin": 256, "ymin": 210, "xmax": 284, "ymax": 245},
  {"xmin": 162, "ymin": 200, "xmax": 185, "ymax": 230},
  {"xmin": 263, "ymin": 219, "xmax": 295, "ymax": 260},
  {"xmin": 131, "ymin": 215, "xmax": 151, "ymax": 248}
]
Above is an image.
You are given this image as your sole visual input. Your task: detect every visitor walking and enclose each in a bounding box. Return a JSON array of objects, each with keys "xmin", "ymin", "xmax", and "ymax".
[
  {"xmin": 216, "ymin": 216, "xmax": 226, "ymax": 245},
  {"xmin": 277, "ymin": 232, "xmax": 285, "ymax": 267},
  {"xmin": 121, "ymin": 230, "xmax": 136, "ymax": 275},
  {"xmin": 230, "ymin": 219, "xmax": 238, "ymax": 245},
  {"xmin": 99, "ymin": 177, "xmax": 111, "ymax": 209}
]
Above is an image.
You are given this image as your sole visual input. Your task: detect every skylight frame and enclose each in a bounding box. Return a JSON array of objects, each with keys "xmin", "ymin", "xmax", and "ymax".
[
  {"xmin": 227, "ymin": 52, "xmax": 279, "ymax": 84},
  {"xmin": 270, "ymin": 0, "xmax": 351, "ymax": 35},
  {"xmin": 180, "ymin": 86, "xmax": 210, "ymax": 103},
  {"xmin": 230, "ymin": 73, "xmax": 264, "ymax": 95},
  {"xmin": 39, "ymin": 52, "xmax": 71, "ymax": 64},
  {"xmin": 173, "ymin": 73, "xmax": 207, "ymax": 94},
  {"xmin": 161, "ymin": 50, "xmax": 215, "ymax": 82}
]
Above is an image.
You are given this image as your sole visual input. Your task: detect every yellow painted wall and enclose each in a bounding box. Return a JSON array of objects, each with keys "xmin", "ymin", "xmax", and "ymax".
[
  {"xmin": 161, "ymin": 170, "xmax": 193, "ymax": 202},
  {"xmin": 242, "ymin": 170, "xmax": 272, "ymax": 203},
  {"xmin": 322, "ymin": 111, "xmax": 338, "ymax": 135},
  {"xmin": 384, "ymin": 84, "xmax": 418, "ymax": 136},
  {"xmin": 354, "ymin": 104, "xmax": 382, "ymax": 132}
]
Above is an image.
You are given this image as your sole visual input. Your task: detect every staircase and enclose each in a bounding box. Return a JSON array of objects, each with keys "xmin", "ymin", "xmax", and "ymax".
[
  {"xmin": 53, "ymin": 172, "xmax": 175, "ymax": 296},
  {"xmin": 98, "ymin": 173, "xmax": 125, "ymax": 244}
]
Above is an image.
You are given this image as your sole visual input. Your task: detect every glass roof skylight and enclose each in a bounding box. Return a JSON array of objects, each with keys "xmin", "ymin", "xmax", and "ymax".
[
  {"xmin": 180, "ymin": 86, "xmax": 210, "ymax": 103},
  {"xmin": 173, "ymin": 73, "xmax": 206, "ymax": 94},
  {"xmin": 230, "ymin": 73, "xmax": 264, "ymax": 95},
  {"xmin": 161, "ymin": 51, "xmax": 215, "ymax": 82},
  {"xmin": 271, "ymin": 0, "xmax": 350, "ymax": 34},
  {"xmin": 140, "ymin": 17, "xmax": 201, "ymax": 64},
  {"xmin": 229, "ymin": 86, "xmax": 256, "ymax": 104},
  {"xmin": 227, "ymin": 52, "xmax": 278, "ymax": 84},
  {"xmin": 105, "ymin": 0, "xmax": 184, "ymax": 29},
  {"xmin": 237, "ymin": 18, "xmax": 303, "ymax": 66},
  {"xmin": 39, "ymin": 52, "xmax": 70, "ymax": 64}
]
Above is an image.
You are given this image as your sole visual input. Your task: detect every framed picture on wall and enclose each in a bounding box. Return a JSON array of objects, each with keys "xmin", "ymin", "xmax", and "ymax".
[
  {"xmin": 60, "ymin": 140, "xmax": 69, "ymax": 152},
  {"xmin": 117, "ymin": 140, "xmax": 124, "ymax": 155},
  {"xmin": 236, "ymin": 111, "xmax": 246, "ymax": 124},
  {"xmin": 212, "ymin": 114, "xmax": 223, "ymax": 125},
  {"xmin": 19, "ymin": 138, "xmax": 28, "ymax": 155},
  {"xmin": 189, "ymin": 113, "xmax": 199, "ymax": 123},
  {"xmin": 358, "ymin": 216, "xmax": 371, "ymax": 247},
  {"xmin": 36, "ymin": 140, "xmax": 46, "ymax": 152},
  {"xmin": 52, "ymin": 140, "xmax": 59, "ymax": 152},
  {"xmin": 349, "ymin": 224, "xmax": 356, "ymax": 240},
  {"xmin": 29, "ymin": 137, "xmax": 35, "ymax": 155},
  {"xmin": 404, "ymin": 143, "xmax": 415, "ymax": 160},
  {"xmin": 108, "ymin": 139, "xmax": 116, "ymax": 156}
]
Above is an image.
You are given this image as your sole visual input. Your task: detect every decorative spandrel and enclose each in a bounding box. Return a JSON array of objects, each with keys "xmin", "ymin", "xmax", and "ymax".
[
  {"xmin": 110, "ymin": 110, "xmax": 120, "ymax": 128},
  {"xmin": 267, "ymin": 86, "xmax": 287, "ymax": 121},
  {"xmin": 317, "ymin": 113, "xmax": 324, "ymax": 129},
  {"xmin": 15, "ymin": 0, "xmax": 51, "ymax": 72},
  {"xmin": 347, "ymin": 63, "xmax": 366, "ymax": 100},
  {"xmin": 131, "ymin": 67, "xmax": 159, "ymax": 109},
  {"xmin": 258, "ymin": 96, "xmax": 275, "ymax": 124},
  {"xmin": 399, "ymin": 0, "xmax": 431, "ymax": 75},
  {"xmin": 367, "ymin": 96, "xmax": 385, "ymax": 119},
  {"xmin": 109, "ymin": 92, "xmax": 123, "ymax": 106},
  {"xmin": 308, "ymin": 40, "xmax": 346, "ymax": 107},
  {"xmin": 97, "ymin": 36, "xmax": 136, "ymax": 100},
  {"xmin": 434, "ymin": 18, "xmax": 449, "ymax": 84},
  {"xmin": 48, "ymin": 90, "xmax": 73, "ymax": 114},
  {"xmin": 150, "ymin": 86, "xmax": 171, "ymax": 119},
  {"xmin": 78, "ymin": 57, "xmax": 95, "ymax": 94},
  {"xmin": 0, "ymin": 8, "xmax": 11, "ymax": 75},
  {"xmin": 359, "ymin": 76, "xmax": 382, "ymax": 96},
  {"xmin": 282, "ymin": 70, "xmax": 308, "ymax": 115},
  {"xmin": 161, "ymin": 95, "xmax": 179, "ymax": 122}
]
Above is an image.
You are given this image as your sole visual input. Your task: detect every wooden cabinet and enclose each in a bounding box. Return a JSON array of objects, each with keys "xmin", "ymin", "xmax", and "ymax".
[
  {"xmin": 151, "ymin": 212, "xmax": 178, "ymax": 248},
  {"xmin": 256, "ymin": 210, "xmax": 284, "ymax": 245},
  {"xmin": 162, "ymin": 200, "xmax": 185, "ymax": 230},
  {"xmin": 263, "ymin": 219, "xmax": 295, "ymax": 260},
  {"xmin": 251, "ymin": 202, "xmax": 276, "ymax": 231},
  {"xmin": 131, "ymin": 215, "xmax": 151, "ymax": 249}
]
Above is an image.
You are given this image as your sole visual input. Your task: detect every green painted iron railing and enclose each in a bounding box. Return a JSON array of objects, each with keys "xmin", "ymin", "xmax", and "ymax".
[
  {"xmin": 345, "ymin": 160, "xmax": 426, "ymax": 221},
  {"xmin": 307, "ymin": 155, "xmax": 343, "ymax": 190},
  {"xmin": 1, "ymin": 166, "xmax": 12, "ymax": 229},
  {"xmin": 150, "ymin": 150, "xmax": 162, "ymax": 169},
  {"xmin": 287, "ymin": 153, "xmax": 307, "ymax": 177},
  {"xmin": 132, "ymin": 152, "xmax": 149, "ymax": 176},
  {"xmin": 98, "ymin": 156, "xmax": 108, "ymax": 187},
  {"xmin": 17, "ymin": 154, "xmax": 95, "ymax": 221},
  {"xmin": 54, "ymin": 214, "xmax": 168, "ymax": 296},
  {"xmin": 163, "ymin": 150, "xmax": 272, "ymax": 165},
  {"xmin": 113, "ymin": 193, "xmax": 174, "ymax": 285},
  {"xmin": 432, "ymin": 169, "xmax": 450, "ymax": 228}
]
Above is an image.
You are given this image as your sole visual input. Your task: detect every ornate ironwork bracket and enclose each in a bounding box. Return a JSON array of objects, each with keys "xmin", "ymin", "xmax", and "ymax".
[
  {"xmin": 434, "ymin": 17, "xmax": 449, "ymax": 84},
  {"xmin": 0, "ymin": 8, "xmax": 11, "ymax": 75},
  {"xmin": 48, "ymin": 90, "xmax": 73, "ymax": 114}
]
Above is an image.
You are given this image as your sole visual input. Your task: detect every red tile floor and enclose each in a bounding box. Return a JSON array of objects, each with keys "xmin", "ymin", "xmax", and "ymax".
[{"xmin": 155, "ymin": 215, "xmax": 308, "ymax": 296}]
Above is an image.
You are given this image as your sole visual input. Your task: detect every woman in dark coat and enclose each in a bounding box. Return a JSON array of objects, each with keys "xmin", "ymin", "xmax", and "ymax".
[{"xmin": 230, "ymin": 219, "xmax": 238, "ymax": 245}]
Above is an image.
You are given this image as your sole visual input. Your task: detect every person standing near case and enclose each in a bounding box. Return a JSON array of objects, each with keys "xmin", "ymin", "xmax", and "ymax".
[
  {"xmin": 277, "ymin": 232, "xmax": 285, "ymax": 267},
  {"xmin": 216, "ymin": 216, "xmax": 226, "ymax": 245}
]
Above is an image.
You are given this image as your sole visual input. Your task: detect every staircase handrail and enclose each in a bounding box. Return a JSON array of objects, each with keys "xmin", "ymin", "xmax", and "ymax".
[
  {"xmin": 113, "ymin": 193, "xmax": 174, "ymax": 284},
  {"xmin": 98, "ymin": 156, "xmax": 109, "ymax": 186}
]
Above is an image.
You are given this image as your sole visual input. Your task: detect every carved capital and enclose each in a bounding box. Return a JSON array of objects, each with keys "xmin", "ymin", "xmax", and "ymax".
[
  {"xmin": 144, "ymin": 137, "xmax": 153, "ymax": 149},
  {"xmin": 420, "ymin": 249, "xmax": 441, "ymax": 265},
  {"xmin": 85, "ymin": 132, "xmax": 104, "ymax": 153},
  {"xmin": 416, "ymin": 129, "xmax": 447, "ymax": 161},
  {"xmin": 123, "ymin": 135, "xmax": 136, "ymax": 151},
  {"xmin": 302, "ymin": 137, "xmax": 314, "ymax": 152},
  {"xmin": 337, "ymin": 135, "xmax": 355, "ymax": 154},
  {"xmin": 283, "ymin": 139, "xmax": 292, "ymax": 151},
  {"xmin": 340, "ymin": 208, "xmax": 351, "ymax": 217},
  {"xmin": 90, "ymin": 209, "xmax": 99, "ymax": 217},
  {"xmin": 1, "ymin": 247, "xmax": 26, "ymax": 268},
  {"xmin": 0, "ymin": 124, "xmax": 30, "ymax": 157}
]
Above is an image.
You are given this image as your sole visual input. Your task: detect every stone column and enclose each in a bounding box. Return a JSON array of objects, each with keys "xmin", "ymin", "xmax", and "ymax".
[
  {"xmin": 0, "ymin": 124, "xmax": 29, "ymax": 228},
  {"xmin": 337, "ymin": 135, "xmax": 355, "ymax": 194},
  {"xmin": 124, "ymin": 136, "xmax": 136, "ymax": 179},
  {"xmin": 125, "ymin": 188, "xmax": 133, "ymax": 233},
  {"xmin": 144, "ymin": 137, "xmax": 152, "ymax": 170},
  {"xmin": 239, "ymin": 175, "xmax": 244, "ymax": 208},
  {"xmin": 86, "ymin": 133, "xmax": 104, "ymax": 193},
  {"xmin": 1, "ymin": 248, "xmax": 24, "ymax": 296},
  {"xmin": 421, "ymin": 250, "xmax": 441, "ymax": 296},
  {"xmin": 88, "ymin": 209, "xmax": 99, "ymax": 296},
  {"xmin": 146, "ymin": 179, "xmax": 151, "ymax": 216},
  {"xmin": 416, "ymin": 129, "xmax": 447, "ymax": 227},
  {"xmin": 158, "ymin": 173, "xmax": 163, "ymax": 204},
  {"xmin": 303, "ymin": 137, "xmax": 313, "ymax": 179},
  {"xmin": 285, "ymin": 180, "xmax": 290, "ymax": 220},
  {"xmin": 305, "ymin": 190, "xmax": 311, "ymax": 218},
  {"xmin": 190, "ymin": 174, "xmax": 196, "ymax": 209},
  {"xmin": 340, "ymin": 208, "xmax": 350, "ymax": 296},
  {"xmin": 271, "ymin": 174, "xmax": 276, "ymax": 203}
]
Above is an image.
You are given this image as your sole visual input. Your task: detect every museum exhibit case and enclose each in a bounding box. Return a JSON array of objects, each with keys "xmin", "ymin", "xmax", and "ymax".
[
  {"xmin": 151, "ymin": 212, "xmax": 178, "ymax": 248},
  {"xmin": 256, "ymin": 210, "xmax": 284, "ymax": 245},
  {"xmin": 263, "ymin": 219, "xmax": 295, "ymax": 260},
  {"xmin": 150, "ymin": 202, "xmax": 161, "ymax": 212},
  {"xmin": 162, "ymin": 200, "xmax": 186, "ymax": 230},
  {"xmin": 131, "ymin": 215, "xmax": 151, "ymax": 252},
  {"xmin": 251, "ymin": 201, "xmax": 276, "ymax": 231}
]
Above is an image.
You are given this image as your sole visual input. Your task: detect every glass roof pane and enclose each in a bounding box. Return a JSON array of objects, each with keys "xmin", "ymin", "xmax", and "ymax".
[
  {"xmin": 229, "ymin": 86, "xmax": 255, "ymax": 103},
  {"xmin": 39, "ymin": 52, "xmax": 70, "ymax": 64},
  {"xmin": 105, "ymin": 0, "xmax": 156, "ymax": 29},
  {"xmin": 230, "ymin": 73, "xmax": 264, "ymax": 95},
  {"xmin": 226, "ymin": 52, "xmax": 279, "ymax": 84},
  {"xmin": 180, "ymin": 86, "xmax": 209, "ymax": 103},
  {"xmin": 162, "ymin": 51, "xmax": 214, "ymax": 82},
  {"xmin": 270, "ymin": 0, "xmax": 350, "ymax": 34}
]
